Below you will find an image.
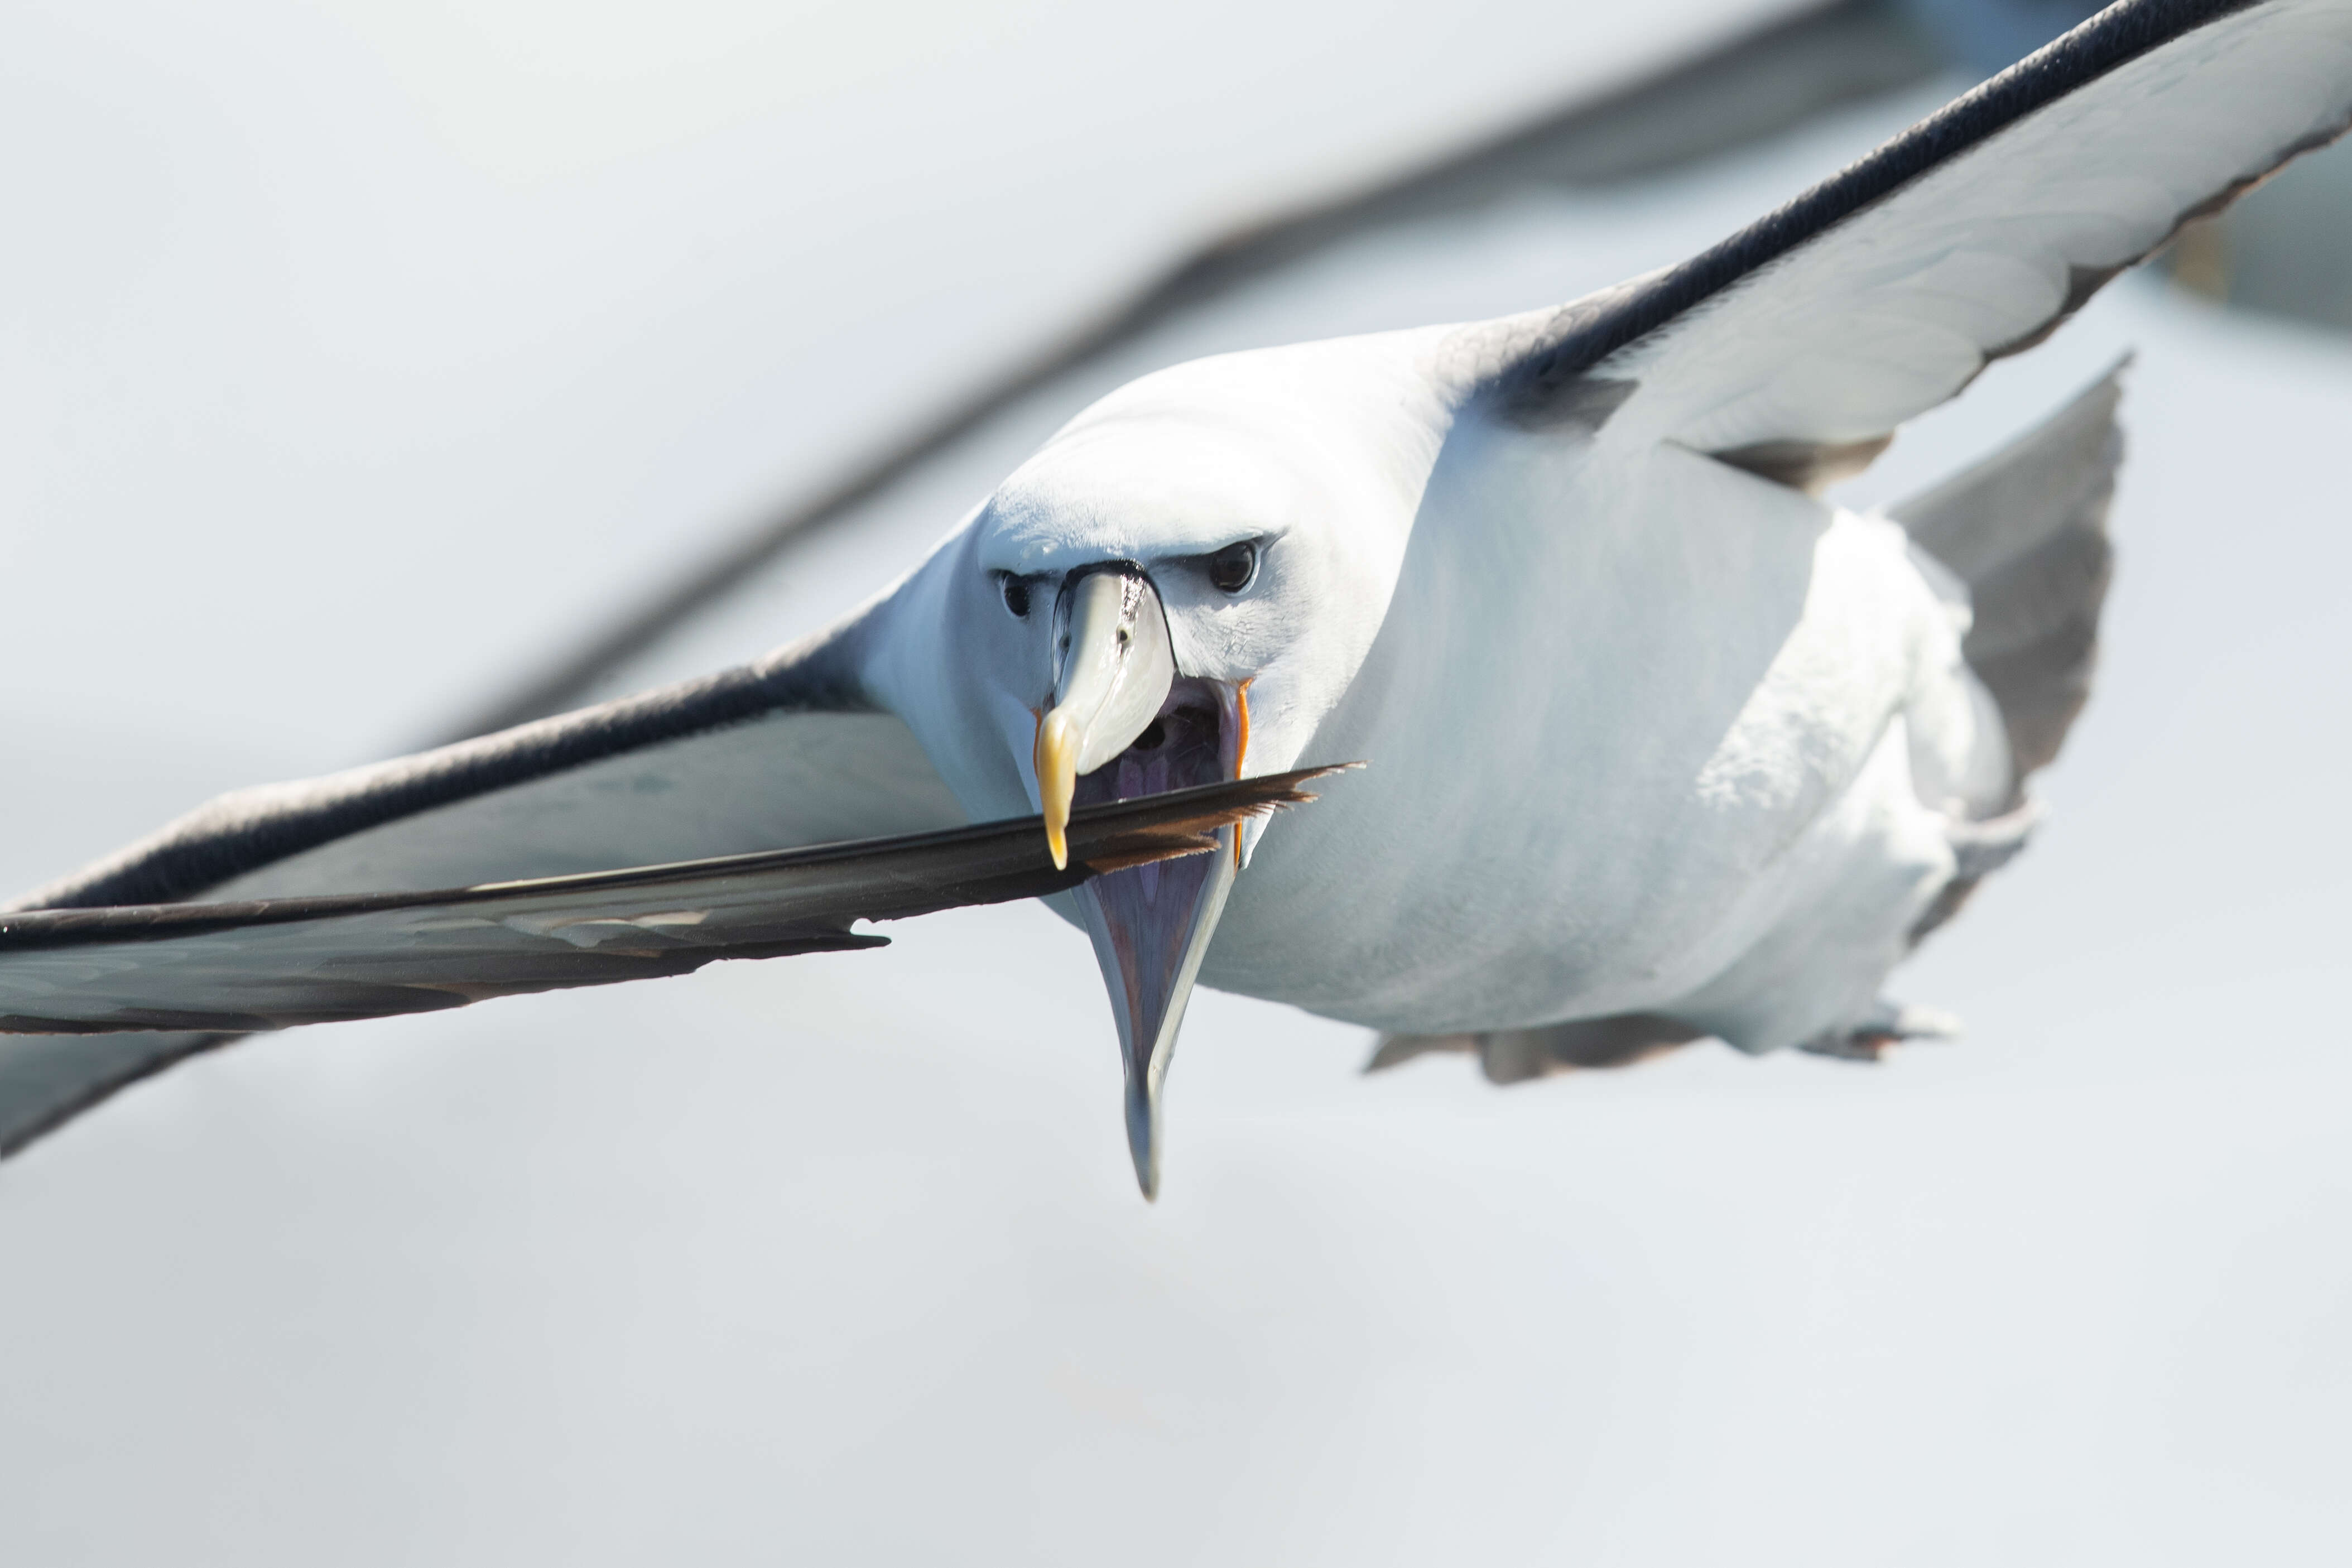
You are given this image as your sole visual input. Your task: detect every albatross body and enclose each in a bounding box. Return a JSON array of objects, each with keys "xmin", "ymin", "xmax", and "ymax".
[
  {"xmin": 7, "ymin": 0, "xmax": 2350, "ymax": 1191},
  {"xmin": 884, "ymin": 328, "xmax": 2007, "ymax": 1056}
]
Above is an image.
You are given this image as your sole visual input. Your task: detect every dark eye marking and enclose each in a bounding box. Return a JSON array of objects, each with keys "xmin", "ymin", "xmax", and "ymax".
[
  {"xmin": 1207, "ymin": 539, "xmax": 1258, "ymax": 594},
  {"xmin": 999, "ymin": 576, "xmax": 1031, "ymax": 618}
]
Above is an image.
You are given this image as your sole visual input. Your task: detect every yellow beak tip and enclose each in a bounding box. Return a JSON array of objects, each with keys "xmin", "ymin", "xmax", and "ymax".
[{"xmin": 1035, "ymin": 708, "xmax": 1079, "ymax": 873}]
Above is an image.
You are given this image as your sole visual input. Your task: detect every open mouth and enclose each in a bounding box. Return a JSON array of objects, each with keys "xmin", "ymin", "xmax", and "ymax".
[
  {"xmin": 1066, "ymin": 675, "xmax": 1248, "ymax": 1199},
  {"xmin": 1026, "ymin": 562, "xmax": 1257, "ymax": 1196},
  {"xmin": 1071, "ymin": 676, "xmax": 1246, "ymax": 828}
]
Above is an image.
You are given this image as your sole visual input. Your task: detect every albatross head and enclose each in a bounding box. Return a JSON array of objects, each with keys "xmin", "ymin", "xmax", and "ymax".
[{"xmin": 921, "ymin": 341, "xmax": 1437, "ymax": 1195}]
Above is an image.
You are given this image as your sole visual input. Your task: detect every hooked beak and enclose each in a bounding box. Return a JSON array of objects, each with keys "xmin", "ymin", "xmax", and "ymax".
[
  {"xmin": 1034, "ymin": 566, "xmax": 1251, "ymax": 1199},
  {"xmin": 1035, "ymin": 569, "xmax": 1177, "ymax": 870}
]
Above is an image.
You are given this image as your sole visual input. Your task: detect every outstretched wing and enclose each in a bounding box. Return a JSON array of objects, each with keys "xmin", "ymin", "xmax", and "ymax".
[
  {"xmin": 0, "ymin": 774, "xmax": 1324, "ymax": 1036},
  {"xmin": 1468, "ymin": 0, "xmax": 2352, "ymax": 484},
  {"xmin": 0, "ymin": 615, "xmax": 966, "ymax": 1158}
]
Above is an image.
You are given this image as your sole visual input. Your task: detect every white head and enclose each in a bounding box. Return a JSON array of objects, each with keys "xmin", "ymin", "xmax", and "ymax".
[{"xmin": 871, "ymin": 333, "xmax": 1449, "ymax": 1192}]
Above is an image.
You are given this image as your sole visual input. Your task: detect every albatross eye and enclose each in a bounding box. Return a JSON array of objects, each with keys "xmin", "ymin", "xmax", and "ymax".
[
  {"xmin": 1207, "ymin": 540, "xmax": 1258, "ymax": 594},
  {"xmin": 1000, "ymin": 576, "xmax": 1031, "ymax": 618}
]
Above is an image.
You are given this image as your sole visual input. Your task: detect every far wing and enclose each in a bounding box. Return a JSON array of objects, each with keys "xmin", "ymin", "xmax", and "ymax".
[
  {"xmin": 1466, "ymin": 0, "xmax": 2352, "ymax": 485},
  {"xmin": 0, "ymin": 773, "xmax": 1325, "ymax": 1036}
]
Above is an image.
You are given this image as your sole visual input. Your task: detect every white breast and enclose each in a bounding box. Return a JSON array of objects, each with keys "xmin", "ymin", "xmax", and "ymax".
[{"xmin": 1207, "ymin": 424, "xmax": 1990, "ymax": 1037}]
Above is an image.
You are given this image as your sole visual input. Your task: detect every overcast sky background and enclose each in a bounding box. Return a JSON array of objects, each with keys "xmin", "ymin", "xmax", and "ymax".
[{"xmin": 4, "ymin": 2, "xmax": 2350, "ymax": 1564}]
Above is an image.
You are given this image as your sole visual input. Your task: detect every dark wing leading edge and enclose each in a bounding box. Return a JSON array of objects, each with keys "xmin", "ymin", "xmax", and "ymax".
[
  {"xmin": 0, "ymin": 773, "xmax": 1327, "ymax": 1036},
  {"xmin": 1466, "ymin": 0, "xmax": 2352, "ymax": 482},
  {"xmin": 7, "ymin": 622, "xmax": 962, "ymax": 915}
]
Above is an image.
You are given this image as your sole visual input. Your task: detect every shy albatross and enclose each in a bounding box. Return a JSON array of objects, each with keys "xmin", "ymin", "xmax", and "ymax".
[{"xmin": 7, "ymin": 0, "xmax": 2350, "ymax": 1195}]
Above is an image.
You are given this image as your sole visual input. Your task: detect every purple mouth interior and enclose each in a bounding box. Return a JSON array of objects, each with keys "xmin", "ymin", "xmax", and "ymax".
[
  {"xmin": 1070, "ymin": 676, "xmax": 1237, "ymax": 1057},
  {"xmin": 1074, "ymin": 676, "xmax": 1230, "ymax": 809}
]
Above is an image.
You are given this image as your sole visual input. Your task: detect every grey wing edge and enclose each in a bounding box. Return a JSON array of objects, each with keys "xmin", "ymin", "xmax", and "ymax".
[{"xmin": 0, "ymin": 1034, "xmax": 238, "ymax": 1160}]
